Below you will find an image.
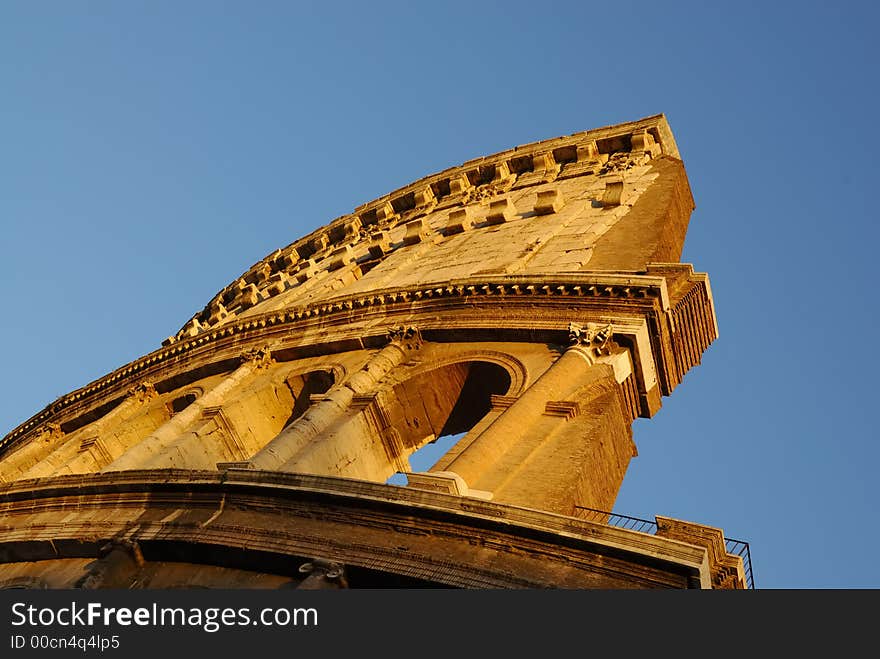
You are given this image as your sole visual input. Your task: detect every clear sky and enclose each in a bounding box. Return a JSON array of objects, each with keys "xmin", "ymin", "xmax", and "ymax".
[{"xmin": 1, "ymin": 1, "xmax": 878, "ymax": 588}]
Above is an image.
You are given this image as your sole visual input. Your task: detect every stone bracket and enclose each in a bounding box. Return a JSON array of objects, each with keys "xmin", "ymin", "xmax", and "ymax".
[
  {"xmin": 489, "ymin": 394, "xmax": 518, "ymax": 410},
  {"xmin": 544, "ymin": 401, "xmax": 581, "ymax": 419}
]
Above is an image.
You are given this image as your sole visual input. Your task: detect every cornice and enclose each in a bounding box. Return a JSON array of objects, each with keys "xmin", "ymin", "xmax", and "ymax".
[
  {"xmin": 0, "ymin": 469, "xmax": 710, "ymax": 588},
  {"xmin": 172, "ymin": 114, "xmax": 678, "ymax": 343},
  {"xmin": 1, "ymin": 267, "xmax": 709, "ymax": 452}
]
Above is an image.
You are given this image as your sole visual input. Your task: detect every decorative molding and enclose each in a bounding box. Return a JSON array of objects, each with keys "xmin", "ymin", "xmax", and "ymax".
[
  {"xmin": 0, "ymin": 469, "xmax": 713, "ymax": 589},
  {"xmin": 656, "ymin": 516, "xmax": 747, "ymax": 590},
  {"xmin": 201, "ymin": 406, "xmax": 247, "ymax": 461},
  {"xmin": 534, "ymin": 188, "xmax": 565, "ymax": 215},
  {"xmin": 170, "ymin": 115, "xmax": 678, "ymax": 342},
  {"xmin": 544, "ymin": 401, "xmax": 581, "ymax": 419},
  {"xmin": 126, "ymin": 382, "xmax": 157, "ymax": 403},
  {"xmin": 490, "ymin": 394, "xmax": 518, "ymax": 410},
  {"xmin": 387, "ymin": 324, "xmax": 422, "ymax": 349},
  {"xmin": 2, "ymin": 270, "xmax": 707, "ymax": 452},
  {"xmin": 5, "ymin": 263, "xmax": 714, "ymax": 454},
  {"xmin": 240, "ymin": 346, "xmax": 274, "ymax": 369},
  {"xmin": 568, "ymin": 322, "xmax": 615, "ymax": 357}
]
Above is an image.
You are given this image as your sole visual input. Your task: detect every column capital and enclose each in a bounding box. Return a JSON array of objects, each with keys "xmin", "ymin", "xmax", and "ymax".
[
  {"xmin": 386, "ymin": 324, "xmax": 423, "ymax": 350},
  {"xmin": 239, "ymin": 346, "xmax": 274, "ymax": 369},
  {"xmin": 125, "ymin": 381, "xmax": 157, "ymax": 403},
  {"xmin": 568, "ymin": 322, "xmax": 615, "ymax": 357}
]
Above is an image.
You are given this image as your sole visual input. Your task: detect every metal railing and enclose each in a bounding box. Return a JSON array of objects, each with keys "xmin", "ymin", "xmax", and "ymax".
[{"xmin": 574, "ymin": 506, "xmax": 754, "ymax": 589}]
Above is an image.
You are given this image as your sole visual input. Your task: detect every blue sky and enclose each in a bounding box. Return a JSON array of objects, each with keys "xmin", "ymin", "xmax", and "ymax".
[{"xmin": 1, "ymin": 1, "xmax": 878, "ymax": 588}]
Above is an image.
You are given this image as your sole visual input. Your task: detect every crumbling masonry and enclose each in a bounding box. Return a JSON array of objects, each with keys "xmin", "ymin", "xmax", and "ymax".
[{"xmin": 0, "ymin": 115, "xmax": 748, "ymax": 589}]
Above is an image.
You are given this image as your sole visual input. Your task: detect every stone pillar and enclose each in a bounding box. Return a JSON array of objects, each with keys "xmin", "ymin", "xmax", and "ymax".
[
  {"xmin": 442, "ymin": 323, "xmax": 616, "ymax": 488},
  {"xmin": 104, "ymin": 349, "xmax": 272, "ymax": 472},
  {"xmin": 0, "ymin": 423, "xmax": 65, "ymax": 483},
  {"xmin": 247, "ymin": 327, "xmax": 421, "ymax": 471},
  {"xmin": 486, "ymin": 361, "xmax": 633, "ymax": 513},
  {"xmin": 49, "ymin": 383, "xmax": 160, "ymax": 476}
]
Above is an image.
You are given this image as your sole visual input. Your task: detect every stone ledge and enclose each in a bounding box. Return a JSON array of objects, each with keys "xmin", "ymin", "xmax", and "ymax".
[
  {"xmin": 0, "ymin": 469, "xmax": 712, "ymax": 588},
  {"xmin": 2, "ymin": 267, "xmax": 710, "ymax": 452}
]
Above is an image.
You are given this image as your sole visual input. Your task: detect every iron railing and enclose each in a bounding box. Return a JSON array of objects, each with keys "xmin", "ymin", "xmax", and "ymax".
[{"xmin": 574, "ymin": 506, "xmax": 754, "ymax": 589}]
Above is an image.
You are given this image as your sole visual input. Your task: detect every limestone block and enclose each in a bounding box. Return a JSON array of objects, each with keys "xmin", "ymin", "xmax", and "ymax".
[
  {"xmin": 492, "ymin": 161, "xmax": 512, "ymax": 185},
  {"xmin": 413, "ymin": 185, "xmax": 435, "ymax": 209},
  {"xmin": 405, "ymin": 471, "xmax": 492, "ymax": 500},
  {"xmin": 630, "ymin": 128, "xmax": 661, "ymax": 158},
  {"xmin": 445, "ymin": 207, "xmax": 474, "ymax": 235},
  {"xmin": 448, "ymin": 173, "xmax": 471, "ymax": 196},
  {"xmin": 403, "ymin": 219, "xmax": 429, "ymax": 245},
  {"xmin": 375, "ymin": 201, "xmax": 397, "ymax": 224},
  {"xmin": 368, "ymin": 231, "xmax": 391, "ymax": 258},
  {"xmin": 180, "ymin": 318, "xmax": 203, "ymax": 338},
  {"xmin": 327, "ymin": 245, "xmax": 355, "ymax": 271},
  {"xmin": 339, "ymin": 216, "xmax": 362, "ymax": 240},
  {"xmin": 277, "ymin": 250, "xmax": 300, "ymax": 272},
  {"xmin": 513, "ymin": 152, "xmax": 559, "ymax": 189},
  {"xmin": 558, "ymin": 140, "xmax": 601, "ymax": 179},
  {"xmin": 207, "ymin": 300, "xmax": 228, "ymax": 325},
  {"xmin": 244, "ymin": 262, "xmax": 272, "ymax": 286},
  {"xmin": 234, "ymin": 284, "xmax": 260, "ymax": 309},
  {"xmin": 534, "ymin": 188, "xmax": 565, "ymax": 215},
  {"xmin": 295, "ymin": 259, "xmax": 316, "ymax": 283},
  {"xmin": 311, "ymin": 232, "xmax": 329, "ymax": 253},
  {"xmin": 601, "ymin": 177, "xmax": 626, "ymax": 208},
  {"xmin": 485, "ymin": 198, "xmax": 515, "ymax": 225},
  {"xmin": 578, "ymin": 141, "xmax": 600, "ymax": 162},
  {"xmin": 265, "ymin": 273, "xmax": 289, "ymax": 296}
]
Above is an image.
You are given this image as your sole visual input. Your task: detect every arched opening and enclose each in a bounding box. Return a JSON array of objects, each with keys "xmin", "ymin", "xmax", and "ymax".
[
  {"xmin": 168, "ymin": 391, "xmax": 198, "ymax": 415},
  {"xmin": 283, "ymin": 370, "xmax": 335, "ymax": 427},
  {"xmin": 384, "ymin": 361, "xmax": 510, "ymax": 484}
]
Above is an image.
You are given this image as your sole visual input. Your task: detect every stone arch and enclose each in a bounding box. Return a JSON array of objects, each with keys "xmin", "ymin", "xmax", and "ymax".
[
  {"xmin": 167, "ymin": 386, "xmax": 204, "ymax": 415},
  {"xmin": 387, "ymin": 348, "xmax": 528, "ymax": 397},
  {"xmin": 377, "ymin": 356, "xmax": 514, "ymax": 477}
]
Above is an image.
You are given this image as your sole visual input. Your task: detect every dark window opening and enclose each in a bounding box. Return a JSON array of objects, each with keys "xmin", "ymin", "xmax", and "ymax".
[
  {"xmin": 283, "ymin": 370, "xmax": 335, "ymax": 428},
  {"xmin": 168, "ymin": 392, "xmax": 198, "ymax": 415}
]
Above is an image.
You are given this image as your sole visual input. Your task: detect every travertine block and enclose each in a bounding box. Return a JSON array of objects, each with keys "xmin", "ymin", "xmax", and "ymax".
[
  {"xmin": 534, "ymin": 189, "xmax": 565, "ymax": 215},
  {"xmin": 485, "ymin": 198, "xmax": 515, "ymax": 225},
  {"xmin": 445, "ymin": 208, "xmax": 474, "ymax": 235},
  {"xmin": 403, "ymin": 219, "xmax": 429, "ymax": 245},
  {"xmin": 413, "ymin": 184, "xmax": 435, "ymax": 209},
  {"xmin": 327, "ymin": 245, "xmax": 355, "ymax": 271},
  {"xmin": 368, "ymin": 230, "xmax": 391, "ymax": 258},
  {"xmin": 448, "ymin": 173, "xmax": 471, "ymax": 196},
  {"xmin": 375, "ymin": 201, "xmax": 397, "ymax": 223}
]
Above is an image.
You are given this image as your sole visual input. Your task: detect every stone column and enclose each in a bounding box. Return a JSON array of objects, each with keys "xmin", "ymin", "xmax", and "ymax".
[
  {"xmin": 103, "ymin": 349, "xmax": 272, "ymax": 472},
  {"xmin": 49, "ymin": 383, "xmax": 160, "ymax": 476},
  {"xmin": 247, "ymin": 327, "xmax": 421, "ymax": 471},
  {"xmin": 440, "ymin": 323, "xmax": 616, "ymax": 489},
  {"xmin": 0, "ymin": 424, "xmax": 65, "ymax": 483}
]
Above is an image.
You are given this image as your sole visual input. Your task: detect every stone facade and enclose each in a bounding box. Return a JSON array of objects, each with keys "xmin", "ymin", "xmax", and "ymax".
[{"xmin": 0, "ymin": 115, "xmax": 748, "ymax": 589}]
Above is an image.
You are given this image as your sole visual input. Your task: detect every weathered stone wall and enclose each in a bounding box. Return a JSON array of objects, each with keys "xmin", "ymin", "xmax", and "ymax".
[{"xmin": 0, "ymin": 115, "xmax": 747, "ymax": 589}]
